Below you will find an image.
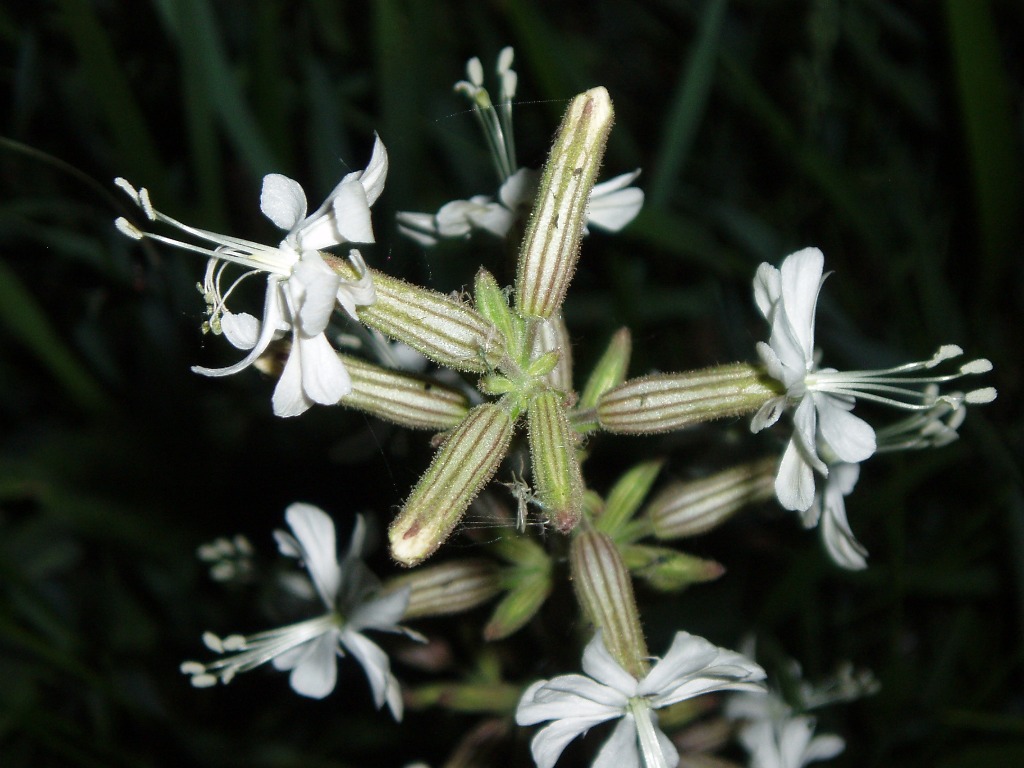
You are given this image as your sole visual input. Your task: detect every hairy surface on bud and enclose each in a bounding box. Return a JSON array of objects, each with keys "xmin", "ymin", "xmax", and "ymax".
[
  {"xmin": 579, "ymin": 327, "xmax": 631, "ymax": 412},
  {"xmin": 597, "ymin": 363, "xmax": 779, "ymax": 433},
  {"xmin": 647, "ymin": 457, "xmax": 776, "ymax": 539},
  {"xmin": 531, "ymin": 313, "xmax": 574, "ymax": 392},
  {"xmin": 570, "ymin": 528, "xmax": 648, "ymax": 678},
  {"xmin": 339, "ymin": 355, "xmax": 471, "ymax": 430},
  {"xmin": 620, "ymin": 543, "xmax": 725, "ymax": 591},
  {"xmin": 385, "ymin": 559, "xmax": 502, "ymax": 619},
  {"xmin": 516, "ymin": 87, "xmax": 614, "ymax": 319},
  {"xmin": 390, "ymin": 403, "xmax": 514, "ymax": 566},
  {"xmin": 596, "ymin": 459, "xmax": 664, "ymax": 537},
  {"xmin": 527, "ymin": 390, "xmax": 584, "ymax": 532},
  {"xmin": 353, "ymin": 269, "xmax": 503, "ymax": 372}
]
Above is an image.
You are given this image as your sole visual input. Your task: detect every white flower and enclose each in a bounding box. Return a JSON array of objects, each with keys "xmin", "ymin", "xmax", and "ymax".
[
  {"xmin": 804, "ymin": 462, "xmax": 867, "ymax": 570},
  {"xmin": 396, "ymin": 47, "xmax": 643, "ymax": 246},
  {"xmin": 751, "ymin": 247, "xmax": 996, "ymax": 512},
  {"xmin": 516, "ymin": 631, "xmax": 766, "ymax": 768},
  {"xmin": 181, "ymin": 503, "xmax": 420, "ymax": 719},
  {"xmin": 727, "ymin": 689, "xmax": 844, "ymax": 768},
  {"xmin": 114, "ymin": 135, "xmax": 387, "ymax": 416}
]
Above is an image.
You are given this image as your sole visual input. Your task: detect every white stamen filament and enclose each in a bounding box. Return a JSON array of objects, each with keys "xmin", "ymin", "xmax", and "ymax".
[{"xmin": 181, "ymin": 614, "xmax": 339, "ymax": 687}]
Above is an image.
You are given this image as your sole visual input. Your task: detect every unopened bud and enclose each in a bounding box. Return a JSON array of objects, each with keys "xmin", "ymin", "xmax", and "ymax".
[
  {"xmin": 646, "ymin": 457, "xmax": 776, "ymax": 539},
  {"xmin": 337, "ymin": 265, "xmax": 503, "ymax": 373},
  {"xmin": 597, "ymin": 364, "xmax": 779, "ymax": 434},
  {"xmin": 620, "ymin": 543, "xmax": 725, "ymax": 591},
  {"xmin": 570, "ymin": 528, "xmax": 648, "ymax": 677},
  {"xmin": 528, "ymin": 390, "xmax": 584, "ymax": 532},
  {"xmin": 390, "ymin": 403, "xmax": 514, "ymax": 566},
  {"xmin": 340, "ymin": 355, "xmax": 471, "ymax": 430},
  {"xmin": 516, "ymin": 88, "xmax": 614, "ymax": 319},
  {"xmin": 385, "ymin": 559, "xmax": 502, "ymax": 619}
]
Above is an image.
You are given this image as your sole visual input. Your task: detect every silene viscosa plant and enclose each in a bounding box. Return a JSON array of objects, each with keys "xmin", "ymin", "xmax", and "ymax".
[{"xmin": 114, "ymin": 48, "xmax": 995, "ymax": 767}]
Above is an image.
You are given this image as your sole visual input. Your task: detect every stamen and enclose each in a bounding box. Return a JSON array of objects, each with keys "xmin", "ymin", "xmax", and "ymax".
[
  {"xmin": 113, "ymin": 177, "xmax": 141, "ymax": 204},
  {"xmin": 114, "ymin": 217, "xmax": 144, "ymax": 240},
  {"xmin": 466, "ymin": 56, "xmax": 484, "ymax": 87},
  {"xmin": 961, "ymin": 359, "xmax": 992, "ymax": 375},
  {"xmin": 966, "ymin": 387, "xmax": 997, "ymax": 404}
]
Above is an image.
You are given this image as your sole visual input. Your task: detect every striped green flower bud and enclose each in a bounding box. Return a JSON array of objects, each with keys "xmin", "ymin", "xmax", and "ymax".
[
  {"xmin": 620, "ymin": 543, "xmax": 725, "ymax": 591},
  {"xmin": 570, "ymin": 528, "xmax": 648, "ymax": 677},
  {"xmin": 390, "ymin": 403, "xmax": 514, "ymax": 566},
  {"xmin": 527, "ymin": 390, "xmax": 584, "ymax": 532},
  {"xmin": 646, "ymin": 457, "xmax": 777, "ymax": 539},
  {"xmin": 516, "ymin": 88, "xmax": 614, "ymax": 319},
  {"xmin": 355, "ymin": 268, "xmax": 503, "ymax": 373},
  {"xmin": 339, "ymin": 354, "xmax": 471, "ymax": 430},
  {"xmin": 597, "ymin": 363, "xmax": 779, "ymax": 434},
  {"xmin": 385, "ymin": 558, "xmax": 502, "ymax": 619}
]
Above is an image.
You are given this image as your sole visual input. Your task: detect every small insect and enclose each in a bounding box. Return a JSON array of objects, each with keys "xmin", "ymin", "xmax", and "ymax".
[{"xmin": 502, "ymin": 468, "xmax": 540, "ymax": 533}]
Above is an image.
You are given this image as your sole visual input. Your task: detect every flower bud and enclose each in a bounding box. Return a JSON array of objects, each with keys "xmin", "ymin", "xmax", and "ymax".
[
  {"xmin": 527, "ymin": 390, "xmax": 584, "ymax": 532},
  {"xmin": 570, "ymin": 528, "xmax": 648, "ymax": 677},
  {"xmin": 531, "ymin": 313, "xmax": 573, "ymax": 392},
  {"xmin": 384, "ymin": 559, "xmax": 502, "ymax": 619},
  {"xmin": 390, "ymin": 403, "xmax": 514, "ymax": 566},
  {"xmin": 646, "ymin": 457, "xmax": 776, "ymax": 539},
  {"xmin": 516, "ymin": 88, "xmax": 614, "ymax": 319},
  {"xmin": 483, "ymin": 569, "xmax": 553, "ymax": 640},
  {"xmin": 619, "ymin": 544, "xmax": 725, "ymax": 591},
  {"xmin": 348, "ymin": 267, "xmax": 503, "ymax": 373},
  {"xmin": 597, "ymin": 363, "xmax": 779, "ymax": 434},
  {"xmin": 339, "ymin": 354, "xmax": 471, "ymax": 430},
  {"xmin": 579, "ymin": 327, "xmax": 631, "ymax": 411},
  {"xmin": 596, "ymin": 459, "xmax": 664, "ymax": 537}
]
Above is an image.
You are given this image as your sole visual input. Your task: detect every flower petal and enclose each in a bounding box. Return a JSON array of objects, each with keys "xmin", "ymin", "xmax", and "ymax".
[
  {"xmin": 287, "ymin": 631, "xmax": 339, "ymax": 699},
  {"xmin": 587, "ymin": 177, "xmax": 644, "ymax": 232},
  {"xmin": 642, "ymin": 632, "xmax": 765, "ymax": 707},
  {"xmin": 776, "ymin": 437, "xmax": 817, "ymax": 512},
  {"xmin": 261, "ymin": 174, "xmax": 308, "ymax": 231},
  {"xmin": 335, "ymin": 250, "xmax": 376, "ymax": 318},
  {"xmin": 528, "ymin": 716, "xmax": 613, "ymax": 768},
  {"xmin": 220, "ymin": 311, "xmax": 260, "ymax": 350},
  {"xmin": 271, "ymin": 345, "xmax": 311, "ymax": 417},
  {"xmin": 283, "ymin": 503, "xmax": 341, "ymax": 606},
  {"xmin": 340, "ymin": 628, "xmax": 403, "ymax": 720},
  {"xmin": 582, "ymin": 632, "xmax": 639, "ymax": 695},
  {"xmin": 753, "ymin": 262, "xmax": 781, "ymax": 320},
  {"xmin": 804, "ymin": 733, "xmax": 845, "ymax": 762},
  {"xmin": 778, "ymin": 248, "xmax": 824, "ymax": 363},
  {"xmin": 193, "ymin": 277, "xmax": 285, "ymax": 378},
  {"xmin": 820, "ymin": 466, "xmax": 868, "ymax": 570},
  {"xmin": 815, "ymin": 396, "xmax": 876, "ymax": 464},
  {"xmin": 297, "ymin": 332, "xmax": 352, "ymax": 405},
  {"xmin": 290, "ymin": 252, "xmax": 342, "ymax": 335},
  {"xmin": 347, "ymin": 586, "xmax": 409, "ymax": 633},
  {"xmin": 591, "ymin": 715, "xmax": 641, "ymax": 768},
  {"xmin": 356, "ymin": 133, "xmax": 389, "ymax": 206}
]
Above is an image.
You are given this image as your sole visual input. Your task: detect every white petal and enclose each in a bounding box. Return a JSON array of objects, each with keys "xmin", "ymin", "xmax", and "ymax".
[
  {"xmin": 804, "ymin": 733, "xmax": 845, "ymax": 762},
  {"xmin": 467, "ymin": 202, "xmax": 517, "ymax": 238},
  {"xmin": 290, "ymin": 252, "xmax": 341, "ymax": 335},
  {"xmin": 220, "ymin": 311, "xmax": 260, "ymax": 350},
  {"xmin": 435, "ymin": 199, "xmax": 479, "ymax": 238},
  {"xmin": 751, "ymin": 395, "xmax": 787, "ymax": 433},
  {"xmin": 284, "ymin": 503, "xmax": 341, "ymax": 606},
  {"xmin": 529, "ymin": 716, "xmax": 615, "ymax": 768},
  {"xmin": 582, "ymin": 632, "xmax": 638, "ymax": 695},
  {"xmin": 753, "ymin": 262, "xmax": 781, "ymax": 320},
  {"xmin": 638, "ymin": 632, "xmax": 719, "ymax": 697},
  {"xmin": 357, "ymin": 134, "xmax": 389, "ymax": 206},
  {"xmin": 287, "ymin": 631, "xmax": 339, "ymax": 699},
  {"xmin": 340, "ymin": 629, "xmax": 403, "ymax": 720},
  {"xmin": 335, "ymin": 250, "xmax": 376, "ymax": 318},
  {"xmin": 348, "ymin": 586, "xmax": 409, "ymax": 633},
  {"xmin": 271, "ymin": 346, "xmax": 312, "ymax": 417},
  {"xmin": 779, "ymin": 716, "xmax": 816, "ymax": 767},
  {"xmin": 815, "ymin": 396, "xmax": 876, "ymax": 464},
  {"xmin": 587, "ymin": 186, "xmax": 644, "ymax": 232},
  {"xmin": 776, "ymin": 438, "xmax": 817, "ymax": 512},
  {"xmin": 329, "ymin": 180, "xmax": 375, "ymax": 243},
  {"xmin": 592, "ymin": 716, "xmax": 641, "ymax": 768},
  {"xmin": 497, "ymin": 167, "xmax": 539, "ymax": 210},
  {"xmin": 516, "ymin": 678, "xmax": 624, "ymax": 725},
  {"xmin": 778, "ymin": 248, "xmax": 824, "ymax": 362},
  {"xmin": 820, "ymin": 471, "xmax": 868, "ymax": 570},
  {"xmin": 591, "ymin": 169, "xmax": 642, "ymax": 196},
  {"xmin": 192, "ymin": 277, "xmax": 285, "ymax": 378},
  {"xmin": 297, "ymin": 332, "xmax": 352, "ymax": 404},
  {"xmin": 792, "ymin": 397, "xmax": 826, "ymax": 474},
  {"xmin": 261, "ymin": 174, "xmax": 308, "ymax": 231}
]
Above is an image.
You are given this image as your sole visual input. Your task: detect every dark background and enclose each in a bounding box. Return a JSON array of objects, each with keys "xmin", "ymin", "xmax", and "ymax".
[{"xmin": 1, "ymin": 1, "xmax": 1022, "ymax": 766}]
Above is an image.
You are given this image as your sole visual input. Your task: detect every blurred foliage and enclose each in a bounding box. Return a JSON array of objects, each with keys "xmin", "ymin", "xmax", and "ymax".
[{"xmin": 1, "ymin": 0, "xmax": 1022, "ymax": 766}]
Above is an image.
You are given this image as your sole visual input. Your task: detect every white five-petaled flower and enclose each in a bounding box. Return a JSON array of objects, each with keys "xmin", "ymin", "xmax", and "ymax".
[
  {"xmin": 114, "ymin": 135, "xmax": 388, "ymax": 416},
  {"xmin": 515, "ymin": 631, "xmax": 766, "ymax": 768},
  {"xmin": 728, "ymin": 690, "xmax": 845, "ymax": 768},
  {"xmin": 750, "ymin": 247, "xmax": 996, "ymax": 513},
  {"xmin": 180, "ymin": 503, "xmax": 420, "ymax": 719},
  {"xmin": 396, "ymin": 47, "xmax": 643, "ymax": 247}
]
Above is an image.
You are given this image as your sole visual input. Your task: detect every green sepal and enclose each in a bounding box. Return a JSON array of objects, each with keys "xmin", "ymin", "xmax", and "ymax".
[
  {"xmin": 527, "ymin": 389, "xmax": 584, "ymax": 532},
  {"xmin": 596, "ymin": 459, "xmax": 664, "ymax": 538},
  {"xmin": 620, "ymin": 543, "xmax": 725, "ymax": 592}
]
